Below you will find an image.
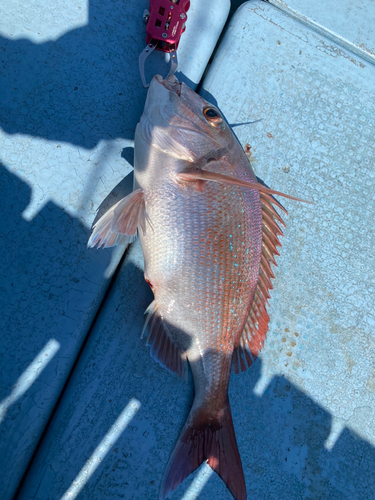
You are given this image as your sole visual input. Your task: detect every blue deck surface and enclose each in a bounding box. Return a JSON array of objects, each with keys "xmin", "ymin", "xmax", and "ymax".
[
  {"xmin": 0, "ymin": 0, "xmax": 229, "ymax": 498},
  {"xmin": 201, "ymin": 2, "xmax": 375, "ymax": 497},
  {"xmin": 269, "ymin": 0, "xmax": 375, "ymax": 64},
  {"xmin": 1, "ymin": 1, "xmax": 375, "ymax": 499}
]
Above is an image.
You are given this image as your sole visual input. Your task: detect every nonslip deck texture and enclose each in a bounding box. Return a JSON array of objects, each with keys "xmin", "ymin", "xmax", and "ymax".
[
  {"xmin": 2, "ymin": 1, "xmax": 375, "ymax": 499},
  {"xmin": 0, "ymin": 0, "xmax": 229, "ymax": 498}
]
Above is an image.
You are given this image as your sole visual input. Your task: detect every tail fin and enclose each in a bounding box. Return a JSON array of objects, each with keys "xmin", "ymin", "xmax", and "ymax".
[{"xmin": 160, "ymin": 401, "xmax": 246, "ymax": 500}]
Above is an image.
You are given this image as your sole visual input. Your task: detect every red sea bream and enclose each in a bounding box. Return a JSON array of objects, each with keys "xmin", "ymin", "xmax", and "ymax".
[{"xmin": 88, "ymin": 75, "xmax": 308, "ymax": 500}]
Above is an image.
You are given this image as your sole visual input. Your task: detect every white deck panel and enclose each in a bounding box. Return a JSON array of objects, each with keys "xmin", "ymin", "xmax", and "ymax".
[
  {"xmin": 269, "ymin": 0, "xmax": 375, "ymax": 64},
  {"xmin": 7, "ymin": 1, "xmax": 375, "ymax": 500},
  {"xmin": 0, "ymin": 0, "xmax": 230, "ymax": 498},
  {"xmin": 16, "ymin": 240, "xmax": 199, "ymax": 500},
  {"xmin": 202, "ymin": 0, "xmax": 375, "ymax": 497}
]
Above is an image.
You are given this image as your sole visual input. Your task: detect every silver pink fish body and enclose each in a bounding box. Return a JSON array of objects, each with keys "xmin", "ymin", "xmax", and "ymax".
[
  {"xmin": 88, "ymin": 74, "xmax": 289, "ymax": 499},
  {"xmin": 134, "ymin": 75, "xmax": 263, "ymax": 500}
]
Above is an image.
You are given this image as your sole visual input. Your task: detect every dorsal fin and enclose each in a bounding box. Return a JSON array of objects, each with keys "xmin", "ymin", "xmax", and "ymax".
[
  {"xmin": 233, "ymin": 192, "xmax": 286, "ymax": 374},
  {"xmin": 142, "ymin": 301, "xmax": 188, "ymax": 379}
]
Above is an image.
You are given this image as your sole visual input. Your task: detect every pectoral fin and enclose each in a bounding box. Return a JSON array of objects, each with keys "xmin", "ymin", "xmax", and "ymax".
[
  {"xmin": 178, "ymin": 169, "xmax": 313, "ymax": 204},
  {"xmin": 88, "ymin": 189, "xmax": 146, "ymax": 249}
]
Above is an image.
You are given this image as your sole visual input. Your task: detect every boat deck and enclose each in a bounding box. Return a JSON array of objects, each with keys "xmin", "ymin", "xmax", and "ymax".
[{"xmin": 1, "ymin": 1, "xmax": 374, "ymax": 498}]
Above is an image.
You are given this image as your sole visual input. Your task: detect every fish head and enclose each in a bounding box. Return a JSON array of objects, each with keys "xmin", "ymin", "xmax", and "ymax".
[{"xmin": 136, "ymin": 75, "xmax": 235, "ymax": 175}]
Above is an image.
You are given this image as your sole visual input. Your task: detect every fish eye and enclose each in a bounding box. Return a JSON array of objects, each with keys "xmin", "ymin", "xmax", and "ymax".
[{"xmin": 203, "ymin": 107, "xmax": 223, "ymax": 127}]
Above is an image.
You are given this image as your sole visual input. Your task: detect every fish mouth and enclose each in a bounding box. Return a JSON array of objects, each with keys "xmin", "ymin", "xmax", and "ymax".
[{"xmin": 156, "ymin": 74, "xmax": 182, "ymax": 97}]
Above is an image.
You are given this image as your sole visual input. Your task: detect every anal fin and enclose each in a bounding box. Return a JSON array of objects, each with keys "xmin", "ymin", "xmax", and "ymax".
[
  {"xmin": 233, "ymin": 192, "xmax": 286, "ymax": 374},
  {"xmin": 88, "ymin": 189, "xmax": 146, "ymax": 249},
  {"xmin": 142, "ymin": 301, "xmax": 188, "ymax": 379}
]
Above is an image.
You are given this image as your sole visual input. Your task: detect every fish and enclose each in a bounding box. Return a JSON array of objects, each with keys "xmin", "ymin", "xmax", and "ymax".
[{"xmin": 88, "ymin": 75, "xmax": 310, "ymax": 500}]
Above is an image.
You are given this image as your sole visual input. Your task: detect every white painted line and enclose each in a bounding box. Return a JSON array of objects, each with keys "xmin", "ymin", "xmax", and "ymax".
[
  {"xmin": 0, "ymin": 339, "xmax": 60, "ymax": 424},
  {"xmin": 253, "ymin": 368, "xmax": 272, "ymax": 397},
  {"xmin": 324, "ymin": 416, "xmax": 346, "ymax": 451},
  {"xmin": 181, "ymin": 463, "xmax": 214, "ymax": 500},
  {"xmin": 61, "ymin": 398, "xmax": 141, "ymax": 500}
]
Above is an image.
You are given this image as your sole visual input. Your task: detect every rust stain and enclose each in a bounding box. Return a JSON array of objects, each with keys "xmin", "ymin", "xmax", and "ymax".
[
  {"xmin": 286, "ymin": 352, "xmax": 292, "ymax": 357},
  {"xmin": 266, "ymin": 132, "xmax": 273, "ymax": 139},
  {"xmin": 252, "ymin": 7, "xmax": 308, "ymax": 44},
  {"xmin": 291, "ymin": 341, "xmax": 296, "ymax": 347},
  {"xmin": 244, "ymin": 143, "xmax": 253, "ymax": 162},
  {"xmin": 366, "ymin": 365, "xmax": 375, "ymax": 392},
  {"xmin": 284, "ymin": 328, "xmax": 289, "ymax": 332},
  {"xmin": 359, "ymin": 43, "xmax": 375, "ymax": 57},
  {"xmin": 346, "ymin": 355, "xmax": 356, "ymax": 374},
  {"xmin": 294, "ymin": 332, "xmax": 299, "ymax": 337},
  {"xmin": 316, "ymin": 40, "xmax": 365, "ymax": 68}
]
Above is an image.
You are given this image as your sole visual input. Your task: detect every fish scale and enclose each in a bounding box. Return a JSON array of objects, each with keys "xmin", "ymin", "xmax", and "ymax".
[
  {"xmin": 141, "ymin": 177, "xmax": 261, "ymax": 355},
  {"xmin": 88, "ymin": 74, "xmax": 307, "ymax": 500},
  {"xmin": 138, "ymin": 150, "xmax": 261, "ymax": 499}
]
